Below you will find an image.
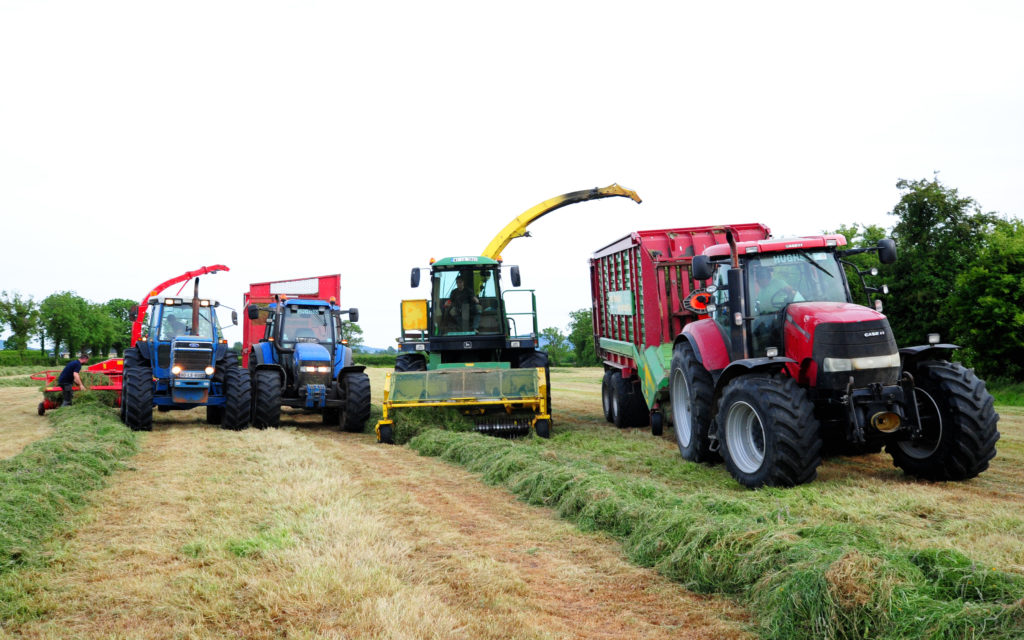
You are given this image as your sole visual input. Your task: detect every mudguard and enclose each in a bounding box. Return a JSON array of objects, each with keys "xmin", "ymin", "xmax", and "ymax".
[{"xmin": 713, "ymin": 356, "xmax": 796, "ymax": 394}]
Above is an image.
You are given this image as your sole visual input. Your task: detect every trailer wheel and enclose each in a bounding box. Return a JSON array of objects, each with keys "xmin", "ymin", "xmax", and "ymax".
[
  {"xmin": 395, "ymin": 354, "xmax": 426, "ymax": 372},
  {"xmin": 650, "ymin": 411, "xmax": 664, "ymax": 436},
  {"xmin": 611, "ymin": 373, "xmax": 648, "ymax": 428},
  {"xmin": 669, "ymin": 341, "xmax": 718, "ymax": 462},
  {"xmin": 341, "ymin": 371, "xmax": 371, "ymax": 432},
  {"xmin": 221, "ymin": 366, "xmax": 252, "ymax": 430},
  {"xmin": 887, "ymin": 361, "xmax": 999, "ymax": 481},
  {"xmin": 601, "ymin": 369, "xmax": 615, "ymax": 423},
  {"xmin": 717, "ymin": 374, "xmax": 822, "ymax": 488},
  {"xmin": 123, "ymin": 367, "xmax": 154, "ymax": 432},
  {"xmin": 252, "ymin": 369, "xmax": 281, "ymax": 429}
]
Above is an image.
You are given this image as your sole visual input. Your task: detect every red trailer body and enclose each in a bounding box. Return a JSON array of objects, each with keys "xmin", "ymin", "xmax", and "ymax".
[
  {"xmin": 242, "ymin": 275, "xmax": 341, "ymax": 368},
  {"xmin": 589, "ymin": 224, "xmax": 771, "ymax": 427}
]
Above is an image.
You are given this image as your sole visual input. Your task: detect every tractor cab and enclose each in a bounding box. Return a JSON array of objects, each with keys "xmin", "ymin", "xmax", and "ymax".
[
  {"xmin": 429, "ymin": 259, "xmax": 505, "ymax": 337},
  {"xmin": 255, "ymin": 299, "xmax": 352, "ymax": 389}
]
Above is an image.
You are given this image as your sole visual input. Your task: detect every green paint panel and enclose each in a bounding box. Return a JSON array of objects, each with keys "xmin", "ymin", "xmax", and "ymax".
[{"xmin": 607, "ymin": 290, "xmax": 634, "ymax": 316}]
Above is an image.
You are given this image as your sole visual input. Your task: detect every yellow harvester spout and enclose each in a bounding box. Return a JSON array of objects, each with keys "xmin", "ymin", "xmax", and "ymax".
[{"xmin": 482, "ymin": 183, "xmax": 642, "ymax": 260}]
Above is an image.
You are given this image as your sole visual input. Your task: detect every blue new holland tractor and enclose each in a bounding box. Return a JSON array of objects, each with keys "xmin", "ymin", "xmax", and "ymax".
[
  {"xmin": 121, "ymin": 275, "xmax": 251, "ymax": 431},
  {"xmin": 246, "ymin": 297, "xmax": 370, "ymax": 430}
]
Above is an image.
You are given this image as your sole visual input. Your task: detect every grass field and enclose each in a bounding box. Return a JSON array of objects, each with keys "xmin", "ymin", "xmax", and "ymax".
[{"xmin": 1, "ymin": 366, "xmax": 1020, "ymax": 639}]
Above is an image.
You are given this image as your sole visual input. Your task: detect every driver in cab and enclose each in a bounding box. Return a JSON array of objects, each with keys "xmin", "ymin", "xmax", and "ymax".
[{"xmin": 752, "ymin": 266, "xmax": 798, "ymax": 314}]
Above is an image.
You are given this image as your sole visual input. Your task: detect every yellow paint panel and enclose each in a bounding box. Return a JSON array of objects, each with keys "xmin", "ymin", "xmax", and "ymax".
[{"xmin": 402, "ymin": 299, "xmax": 428, "ymax": 331}]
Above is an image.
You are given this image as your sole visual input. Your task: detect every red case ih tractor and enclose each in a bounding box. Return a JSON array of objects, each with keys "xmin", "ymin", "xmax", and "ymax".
[{"xmin": 593, "ymin": 227, "xmax": 999, "ymax": 488}]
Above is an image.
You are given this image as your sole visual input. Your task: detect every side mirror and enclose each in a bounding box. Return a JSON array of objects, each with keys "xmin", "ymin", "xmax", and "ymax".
[
  {"xmin": 247, "ymin": 304, "xmax": 260, "ymax": 320},
  {"xmin": 411, "ymin": 268, "xmax": 420, "ymax": 288},
  {"xmin": 510, "ymin": 265, "xmax": 521, "ymax": 287},
  {"xmin": 348, "ymin": 308, "xmax": 359, "ymax": 323},
  {"xmin": 231, "ymin": 310, "xmax": 238, "ymax": 326},
  {"xmin": 692, "ymin": 255, "xmax": 713, "ymax": 281},
  {"xmin": 878, "ymin": 238, "xmax": 897, "ymax": 264},
  {"xmin": 128, "ymin": 308, "xmax": 138, "ymax": 321}
]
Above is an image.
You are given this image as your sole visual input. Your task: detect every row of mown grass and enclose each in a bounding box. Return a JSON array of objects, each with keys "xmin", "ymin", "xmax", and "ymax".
[
  {"xmin": 409, "ymin": 429, "xmax": 1024, "ymax": 639},
  {"xmin": 0, "ymin": 402, "xmax": 136, "ymax": 577}
]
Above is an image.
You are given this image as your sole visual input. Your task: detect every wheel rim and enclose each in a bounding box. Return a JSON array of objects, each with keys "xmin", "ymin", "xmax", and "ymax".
[
  {"xmin": 724, "ymin": 400, "xmax": 766, "ymax": 474},
  {"xmin": 897, "ymin": 387, "xmax": 943, "ymax": 459},
  {"xmin": 670, "ymin": 367, "xmax": 693, "ymax": 448}
]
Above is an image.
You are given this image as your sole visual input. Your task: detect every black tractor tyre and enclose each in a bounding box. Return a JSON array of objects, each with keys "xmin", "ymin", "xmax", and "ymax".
[
  {"xmin": 534, "ymin": 418, "xmax": 551, "ymax": 439},
  {"xmin": 651, "ymin": 411, "xmax": 664, "ymax": 437},
  {"xmin": 252, "ymin": 369, "xmax": 282, "ymax": 429},
  {"xmin": 611, "ymin": 372, "xmax": 648, "ymax": 428},
  {"xmin": 717, "ymin": 374, "xmax": 822, "ymax": 488},
  {"xmin": 123, "ymin": 367, "xmax": 154, "ymax": 432},
  {"xmin": 887, "ymin": 360, "xmax": 1000, "ymax": 481},
  {"xmin": 601, "ymin": 369, "xmax": 615, "ymax": 423},
  {"xmin": 323, "ymin": 407, "xmax": 341, "ymax": 426},
  {"xmin": 378, "ymin": 423, "xmax": 395, "ymax": 445},
  {"xmin": 206, "ymin": 405, "xmax": 225, "ymax": 425},
  {"xmin": 221, "ymin": 366, "xmax": 252, "ymax": 430},
  {"xmin": 340, "ymin": 371, "xmax": 372, "ymax": 432},
  {"xmin": 669, "ymin": 341, "xmax": 719, "ymax": 463},
  {"xmin": 519, "ymin": 350, "xmax": 553, "ymax": 419},
  {"xmin": 395, "ymin": 353, "xmax": 427, "ymax": 372}
]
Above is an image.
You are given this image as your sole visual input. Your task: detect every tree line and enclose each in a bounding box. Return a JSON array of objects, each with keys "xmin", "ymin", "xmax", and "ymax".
[
  {"xmin": 3, "ymin": 176, "xmax": 1021, "ymax": 379},
  {"xmin": 541, "ymin": 176, "xmax": 1023, "ymax": 382}
]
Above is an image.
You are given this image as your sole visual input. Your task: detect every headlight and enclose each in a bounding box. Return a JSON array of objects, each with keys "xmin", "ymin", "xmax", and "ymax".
[
  {"xmin": 317, "ymin": 366, "xmax": 330, "ymax": 373},
  {"xmin": 205, "ymin": 366, "xmax": 215, "ymax": 375},
  {"xmin": 300, "ymin": 365, "xmax": 331, "ymax": 373},
  {"xmin": 822, "ymin": 353, "xmax": 900, "ymax": 372},
  {"xmin": 171, "ymin": 365, "xmax": 182, "ymax": 375}
]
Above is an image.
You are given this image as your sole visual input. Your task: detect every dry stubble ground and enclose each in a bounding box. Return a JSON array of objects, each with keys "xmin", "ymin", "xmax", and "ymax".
[{"xmin": 0, "ymin": 370, "xmax": 752, "ymax": 639}]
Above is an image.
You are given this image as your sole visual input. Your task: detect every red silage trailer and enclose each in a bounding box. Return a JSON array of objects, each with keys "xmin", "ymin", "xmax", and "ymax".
[
  {"xmin": 242, "ymin": 275, "xmax": 341, "ymax": 369},
  {"xmin": 589, "ymin": 224, "xmax": 771, "ymax": 432}
]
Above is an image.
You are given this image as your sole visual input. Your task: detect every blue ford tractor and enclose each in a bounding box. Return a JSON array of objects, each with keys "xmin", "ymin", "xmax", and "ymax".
[
  {"xmin": 121, "ymin": 275, "xmax": 251, "ymax": 431},
  {"xmin": 246, "ymin": 297, "xmax": 370, "ymax": 430}
]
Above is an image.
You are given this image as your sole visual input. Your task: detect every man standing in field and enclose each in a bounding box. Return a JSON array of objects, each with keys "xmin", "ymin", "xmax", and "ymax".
[{"xmin": 57, "ymin": 353, "xmax": 89, "ymax": 406}]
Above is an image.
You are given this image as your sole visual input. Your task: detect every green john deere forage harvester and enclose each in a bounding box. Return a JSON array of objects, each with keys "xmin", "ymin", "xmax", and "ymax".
[{"xmin": 375, "ymin": 184, "xmax": 641, "ymax": 444}]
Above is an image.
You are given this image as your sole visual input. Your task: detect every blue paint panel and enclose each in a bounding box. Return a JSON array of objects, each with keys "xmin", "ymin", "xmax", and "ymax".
[{"xmin": 295, "ymin": 342, "xmax": 331, "ymax": 364}]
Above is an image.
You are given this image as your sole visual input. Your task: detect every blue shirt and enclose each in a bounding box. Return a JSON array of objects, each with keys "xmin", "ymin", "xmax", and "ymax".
[{"xmin": 57, "ymin": 360, "xmax": 83, "ymax": 385}]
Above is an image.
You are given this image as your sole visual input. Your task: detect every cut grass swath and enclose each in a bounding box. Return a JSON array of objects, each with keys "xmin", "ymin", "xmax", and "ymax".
[{"xmin": 409, "ymin": 429, "xmax": 1024, "ymax": 640}]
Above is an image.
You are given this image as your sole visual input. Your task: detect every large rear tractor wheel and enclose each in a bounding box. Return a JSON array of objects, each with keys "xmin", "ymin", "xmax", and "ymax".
[
  {"xmin": 887, "ymin": 361, "xmax": 999, "ymax": 481},
  {"xmin": 221, "ymin": 365, "xmax": 252, "ymax": 430},
  {"xmin": 395, "ymin": 354, "xmax": 427, "ymax": 372},
  {"xmin": 206, "ymin": 405, "xmax": 225, "ymax": 425},
  {"xmin": 669, "ymin": 341, "xmax": 718, "ymax": 462},
  {"xmin": 717, "ymin": 374, "xmax": 822, "ymax": 488},
  {"xmin": 123, "ymin": 367, "xmax": 154, "ymax": 432},
  {"xmin": 252, "ymin": 369, "xmax": 282, "ymax": 429},
  {"xmin": 340, "ymin": 372, "xmax": 371, "ymax": 432}
]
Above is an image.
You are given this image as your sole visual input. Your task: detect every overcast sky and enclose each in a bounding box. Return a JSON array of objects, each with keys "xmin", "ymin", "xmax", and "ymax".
[{"xmin": 2, "ymin": 1, "xmax": 1022, "ymax": 349}]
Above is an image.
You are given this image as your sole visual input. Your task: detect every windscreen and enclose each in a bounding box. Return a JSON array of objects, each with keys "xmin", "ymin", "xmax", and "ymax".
[
  {"xmin": 279, "ymin": 306, "xmax": 334, "ymax": 347},
  {"xmin": 432, "ymin": 267, "xmax": 501, "ymax": 335}
]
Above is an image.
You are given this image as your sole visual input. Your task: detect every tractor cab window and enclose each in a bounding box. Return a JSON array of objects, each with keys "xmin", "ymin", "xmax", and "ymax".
[
  {"xmin": 711, "ymin": 264, "xmax": 732, "ymax": 329},
  {"xmin": 279, "ymin": 306, "xmax": 334, "ymax": 347},
  {"xmin": 433, "ymin": 267, "xmax": 500, "ymax": 335},
  {"xmin": 747, "ymin": 251, "xmax": 847, "ymax": 316},
  {"xmin": 746, "ymin": 251, "xmax": 848, "ymax": 356},
  {"xmin": 159, "ymin": 304, "xmax": 216, "ymax": 340}
]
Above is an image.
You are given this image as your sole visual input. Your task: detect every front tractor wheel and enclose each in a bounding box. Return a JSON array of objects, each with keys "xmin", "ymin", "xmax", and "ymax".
[
  {"xmin": 252, "ymin": 369, "xmax": 282, "ymax": 429},
  {"xmin": 669, "ymin": 341, "xmax": 717, "ymax": 462},
  {"xmin": 123, "ymin": 367, "xmax": 154, "ymax": 432},
  {"xmin": 395, "ymin": 354, "xmax": 426, "ymax": 372},
  {"xmin": 717, "ymin": 374, "xmax": 822, "ymax": 488},
  {"xmin": 887, "ymin": 361, "xmax": 999, "ymax": 481},
  {"xmin": 221, "ymin": 366, "xmax": 252, "ymax": 430},
  {"xmin": 340, "ymin": 372, "xmax": 371, "ymax": 432}
]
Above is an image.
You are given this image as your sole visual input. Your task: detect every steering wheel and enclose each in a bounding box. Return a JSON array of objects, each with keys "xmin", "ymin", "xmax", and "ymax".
[{"xmin": 770, "ymin": 288, "xmax": 795, "ymax": 308}]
